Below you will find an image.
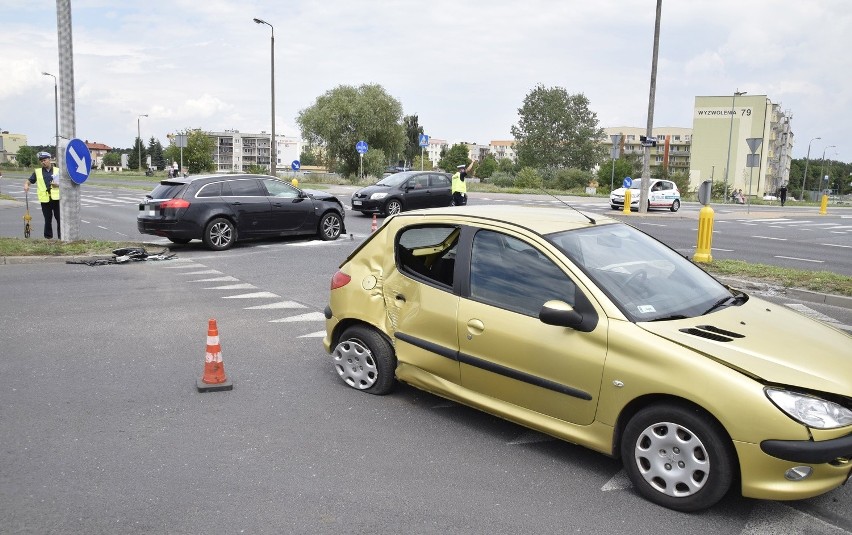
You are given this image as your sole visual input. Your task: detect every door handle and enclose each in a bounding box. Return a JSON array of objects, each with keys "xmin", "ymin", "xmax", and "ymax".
[{"xmin": 466, "ymin": 319, "xmax": 485, "ymax": 336}]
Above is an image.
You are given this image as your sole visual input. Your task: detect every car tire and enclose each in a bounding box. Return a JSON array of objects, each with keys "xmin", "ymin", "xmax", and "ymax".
[
  {"xmin": 671, "ymin": 199, "xmax": 681, "ymax": 212},
  {"xmin": 331, "ymin": 325, "xmax": 397, "ymax": 395},
  {"xmin": 167, "ymin": 237, "xmax": 191, "ymax": 244},
  {"xmin": 621, "ymin": 403, "xmax": 735, "ymax": 512},
  {"xmin": 384, "ymin": 199, "xmax": 403, "ymax": 216},
  {"xmin": 203, "ymin": 217, "xmax": 236, "ymax": 251},
  {"xmin": 611, "ymin": 205, "xmax": 619, "ymax": 210},
  {"xmin": 319, "ymin": 212, "xmax": 342, "ymax": 241}
]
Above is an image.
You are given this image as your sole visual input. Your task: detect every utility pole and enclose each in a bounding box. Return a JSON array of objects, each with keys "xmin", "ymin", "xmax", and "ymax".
[
  {"xmin": 56, "ymin": 0, "xmax": 80, "ymax": 241},
  {"xmin": 639, "ymin": 0, "xmax": 662, "ymax": 214}
]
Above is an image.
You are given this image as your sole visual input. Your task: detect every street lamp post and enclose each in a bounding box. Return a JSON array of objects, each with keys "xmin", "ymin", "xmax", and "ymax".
[
  {"xmin": 41, "ymin": 72, "xmax": 59, "ymax": 166},
  {"xmin": 723, "ymin": 90, "xmax": 746, "ymax": 203},
  {"xmin": 819, "ymin": 145, "xmax": 836, "ymax": 196},
  {"xmin": 137, "ymin": 114, "xmax": 148, "ymax": 171},
  {"xmin": 253, "ymin": 17, "xmax": 275, "ymax": 175},
  {"xmin": 800, "ymin": 137, "xmax": 821, "ymax": 202}
]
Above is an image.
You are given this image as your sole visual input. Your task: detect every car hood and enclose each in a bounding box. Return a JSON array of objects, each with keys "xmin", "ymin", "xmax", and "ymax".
[
  {"xmin": 353, "ymin": 184, "xmax": 394, "ymax": 196},
  {"xmin": 638, "ymin": 295, "xmax": 852, "ymax": 395},
  {"xmin": 303, "ymin": 189, "xmax": 339, "ymax": 202},
  {"xmin": 611, "ymin": 187, "xmax": 635, "ymax": 197}
]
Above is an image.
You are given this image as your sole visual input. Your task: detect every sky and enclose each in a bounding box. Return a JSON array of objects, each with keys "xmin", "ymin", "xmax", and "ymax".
[{"xmin": 3, "ymin": 0, "xmax": 850, "ymax": 163}]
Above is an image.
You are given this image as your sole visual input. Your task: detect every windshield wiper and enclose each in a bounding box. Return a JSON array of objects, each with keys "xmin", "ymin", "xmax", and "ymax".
[
  {"xmin": 649, "ymin": 314, "xmax": 688, "ymax": 322},
  {"xmin": 704, "ymin": 293, "xmax": 745, "ymax": 315}
]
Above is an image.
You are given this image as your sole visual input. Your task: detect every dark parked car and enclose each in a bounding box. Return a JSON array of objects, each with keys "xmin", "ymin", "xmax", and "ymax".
[
  {"xmin": 137, "ymin": 174, "xmax": 345, "ymax": 251},
  {"xmin": 351, "ymin": 171, "xmax": 452, "ymax": 216}
]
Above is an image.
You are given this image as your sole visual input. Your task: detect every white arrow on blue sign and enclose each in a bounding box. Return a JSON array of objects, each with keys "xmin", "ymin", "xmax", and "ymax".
[
  {"xmin": 623, "ymin": 176, "xmax": 633, "ymax": 188},
  {"xmin": 291, "ymin": 160, "xmax": 301, "ymax": 171},
  {"xmin": 356, "ymin": 141, "xmax": 368, "ymax": 154},
  {"xmin": 65, "ymin": 138, "xmax": 92, "ymax": 184}
]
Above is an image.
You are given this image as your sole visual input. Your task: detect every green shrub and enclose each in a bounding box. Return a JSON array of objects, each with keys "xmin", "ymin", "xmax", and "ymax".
[
  {"xmin": 489, "ymin": 171, "xmax": 515, "ymax": 188},
  {"xmin": 514, "ymin": 167, "xmax": 542, "ymax": 189}
]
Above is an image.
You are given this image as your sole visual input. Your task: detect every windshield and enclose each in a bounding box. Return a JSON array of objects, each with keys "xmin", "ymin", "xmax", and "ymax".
[
  {"xmin": 548, "ymin": 223, "xmax": 731, "ymax": 322},
  {"xmin": 376, "ymin": 172, "xmax": 414, "ymax": 187},
  {"xmin": 627, "ymin": 180, "xmax": 644, "ymax": 190}
]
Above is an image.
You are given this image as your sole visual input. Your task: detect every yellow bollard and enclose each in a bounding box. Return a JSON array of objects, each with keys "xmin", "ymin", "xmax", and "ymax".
[
  {"xmin": 291, "ymin": 178, "xmax": 299, "ymax": 188},
  {"xmin": 622, "ymin": 189, "xmax": 631, "ymax": 215},
  {"xmin": 819, "ymin": 193, "xmax": 829, "ymax": 215},
  {"xmin": 692, "ymin": 205, "xmax": 715, "ymax": 263}
]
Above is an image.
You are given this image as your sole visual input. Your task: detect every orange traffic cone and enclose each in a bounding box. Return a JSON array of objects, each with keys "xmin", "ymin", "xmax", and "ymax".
[
  {"xmin": 370, "ymin": 214, "xmax": 378, "ymax": 233},
  {"xmin": 196, "ymin": 318, "xmax": 233, "ymax": 392}
]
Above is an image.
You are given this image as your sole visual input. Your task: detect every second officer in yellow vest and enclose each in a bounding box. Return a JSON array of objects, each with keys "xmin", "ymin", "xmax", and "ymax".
[
  {"xmin": 24, "ymin": 151, "xmax": 61, "ymax": 239},
  {"xmin": 451, "ymin": 161, "xmax": 475, "ymax": 206}
]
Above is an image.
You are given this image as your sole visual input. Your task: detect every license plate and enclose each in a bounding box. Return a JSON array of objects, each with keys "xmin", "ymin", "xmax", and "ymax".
[
  {"xmin": 142, "ymin": 204, "xmax": 155, "ymax": 217},
  {"xmin": 353, "ymin": 200, "xmax": 362, "ymax": 206}
]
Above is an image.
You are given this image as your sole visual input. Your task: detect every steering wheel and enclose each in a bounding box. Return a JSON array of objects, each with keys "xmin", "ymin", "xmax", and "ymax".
[{"xmin": 623, "ymin": 269, "xmax": 650, "ymax": 296}]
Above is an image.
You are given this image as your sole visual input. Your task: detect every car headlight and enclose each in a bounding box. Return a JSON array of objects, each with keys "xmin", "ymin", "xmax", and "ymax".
[
  {"xmin": 370, "ymin": 192, "xmax": 388, "ymax": 200},
  {"xmin": 766, "ymin": 388, "xmax": 852, "ymax": 429}
]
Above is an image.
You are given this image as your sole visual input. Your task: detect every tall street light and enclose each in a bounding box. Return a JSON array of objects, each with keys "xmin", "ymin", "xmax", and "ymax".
[
  {"xmin": 819, "ymin": 145, "xmax": 836, "ymax": 195},
  {"xmin": 137, "ymin": 114, "xmax": 148, "ymax": 171},
  {"xmin": 253, "ymin": 17, "xmax": 275, "ymax": 175},
  {"xmin": 723, "ymin": 89, "xmax": 746, "ymax": 203},
  {"xmin": 800, "ymin": 136, "xmax": 821, "ymax": 201},
  {"xmin": 42, "ymin": 72, "xmax": 59, "ymax": 165}
]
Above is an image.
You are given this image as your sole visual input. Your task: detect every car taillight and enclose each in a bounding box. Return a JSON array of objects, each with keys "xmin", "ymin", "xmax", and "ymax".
[
  {"xmin": 331, "ymin": 270, "xmax": 351, "ymax": 290},
  {"xmin": 160, "ymin": 198, "xmax": 190, "ymax": 209}
]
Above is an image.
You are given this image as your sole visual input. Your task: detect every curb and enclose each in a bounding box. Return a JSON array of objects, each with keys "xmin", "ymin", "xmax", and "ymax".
[
  {"xmin": 0, "ymin": 254, "xmax": 114, "ymax": 265},
  {"xmin": 717, "ymin": 276, "xmax": 852, "ymax": 310}
]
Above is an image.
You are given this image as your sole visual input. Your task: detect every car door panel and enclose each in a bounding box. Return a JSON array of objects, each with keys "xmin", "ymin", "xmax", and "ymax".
[
  {"xmin": 222, "ymin": 179, "xmax": 271, "ymax": 237},
  {"xmin": 262, "ymin": 178, "xmax": 312, "ymax": 232}
]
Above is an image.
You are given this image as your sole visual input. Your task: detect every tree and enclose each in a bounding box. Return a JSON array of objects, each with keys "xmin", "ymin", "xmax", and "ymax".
[
  {"xmin": 497, "ymin": 158, "xmax": 517, "ymax": 174},
  {"xmin": 297, "ymin": 84, "xmax": 406, "ymax": 179},
  {"xmin": 403, "ymin": 114, "xmax": 424, "ymax": 165},
  {"xmin": 17, "ymin": 146, "xmax": 37, "ymax": 168},
  {"xmin": 510, "ymin": 85, "xmax": 605, "ymax": 171},
  {"xmin": 438, "ymin": 144, "xmax": 471, "ymax": 172},
  {"xmin": 596, "ymin": 158, "xmax": 637, "ymax": 193},
  {"xmin": 299, "ymin": 146, "xmax": 323, "ymax": 167},
  {"xmin": 164, "ymin": 129, "xmax": 215, "ymax": 175},
  {"xmin": 475, "ymin": 154, "xmax": 498, "ymax": 179},
  {"xmin": 147, "ymin": 137, "xmax": 166, "ymax": 170},
  {"xmin": 103, "ymin": 151, "xmax": 121, "ymax": 167},
  {"xmin": 128, "ymin": 137, "xmax": 147, "ymax": 170}
]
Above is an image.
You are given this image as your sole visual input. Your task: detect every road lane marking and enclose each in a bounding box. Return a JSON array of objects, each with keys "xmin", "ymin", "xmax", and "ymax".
[
  {"xmin": 221, "ymin": 291, "xmax": 279, "ymax": 299},
  {"xmin": 244, "ymin": 301, "xmax": 307, "ymax": 310},
  {"xmin": 188, "ymin": 276, "xmax": 240, "ymax": 282},
  {"xmin": 269, "ymin": 312, "xmax": 326, "ymax": 323},
  {"xmin": 774, "ymin": 256, "xmax": 824, "ymax": 263},
  {"xmin": 203, "ymin": 283, "xmax": 257, "ymax": 290},
  {"xmin": 753, "ymin": 235, "xmax": 787, "ymax": 240},
  {"xmin": 601, "ymin": 470, "xmax": 632, "ymax": 492},
  {"xmin": 822, "ymin": 243, "xmax": 852, "ymax": 248},
  {"xmin": 180, "ymin": 269, "xmax": 222, "ymax": 275}
]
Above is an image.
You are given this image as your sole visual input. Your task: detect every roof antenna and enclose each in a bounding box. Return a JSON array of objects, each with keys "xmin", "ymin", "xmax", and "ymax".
[{"xmin": 539, "ymin": 188, "xmax": 596, "ymax": 225}]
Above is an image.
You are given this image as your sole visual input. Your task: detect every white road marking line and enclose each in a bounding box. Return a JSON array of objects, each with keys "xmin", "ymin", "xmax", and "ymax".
[
  {"xmin": 203, "ymin": 283, "xmax": 257, "ymax": 290},
  {"xmin": 179, "ymin": 269, "xmax": 222, "ymax": 275},
  {"xmin": 189, "ymin": 276, "xmax": 240, "ymax": 282},
  {"xmin": 822, "ymin": 243, "xmax": 852, "ymax": 248},
  {"xmin": 269, "ymin": 312, "xmax": 326, "ymax": 323},
  {"xmin": 221, "ymin": 291, "xmax": 280, "ymax": 299},
  {"xmin": 97, "ymin": 225, "xmax": 109, "ymax": 230},
  {"xmin": 298, "ymin": 330, "xmax": 326, "ymax": 338},
  {"xmin": 753, "ymin": 235, "xmax": 787, "ymax": 241},
  {"xmin": 775, "ymin": 256, "xmax": 824, "ymax": 263},
  {"xmin": 244, "ymin": 301, "xmax": 307, "ymax": 310},
  {"xmin": 601, "ymin": 470, "xmax": 632, "ymax": 492}
]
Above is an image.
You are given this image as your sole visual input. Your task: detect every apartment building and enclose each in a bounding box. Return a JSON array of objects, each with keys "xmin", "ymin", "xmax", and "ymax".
[
  {"xmin": 0, "ymin": 131, "xmax": 28, "ymax": 164},
  {"xmin": 690, "ymin": 94, "xmax": 793, "ymax": 197},
  {"xmin": 207, "ymin": 130, "xmax": 273, "ymax": 173},
  {"xmin": 489, "ymin": 140, "xmax": 516, "ymax": 162},
  {"xmin": 602, "ymin": 126, "xmax": 693, "ymax": 177}
]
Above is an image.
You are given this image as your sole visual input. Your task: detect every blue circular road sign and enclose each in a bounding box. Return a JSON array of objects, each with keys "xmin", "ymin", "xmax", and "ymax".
[
  {"xmin": 65, "ymin": 138, "xmax": 92, "ymax": 184},
  {"xmin": 356, "ymin": 141, "xmax": 368, "ymax": 154},
  {"xmin": 291, "ymin": 160, "xmax": 301, "ymax": 171},
  {"xmin": 623, "ymin": 176, "xmax": 633, "ymax": 188}
]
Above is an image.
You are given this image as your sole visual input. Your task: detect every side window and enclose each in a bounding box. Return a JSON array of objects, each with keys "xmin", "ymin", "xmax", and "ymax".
[
  {"xmin": 262, "ymin": 178, "xmax": 298, "ymax": 198},
  {"xmin": 196, "ymin": 182, "xmax": 222, "ymax": 198},
  {"xmin": 226, "ymin": 179, "xmax": 263, "ymax": 196},
  {"xmin": 430, "ymin": 174, "xmax": 450, "ymax": 188},
  {"xmin": 470, "ymin": 230, "xmax": 576, "ymax": 317},
  {"xmin": 396, "ymin": 225, "xmax": 460, "ymax": 288}
]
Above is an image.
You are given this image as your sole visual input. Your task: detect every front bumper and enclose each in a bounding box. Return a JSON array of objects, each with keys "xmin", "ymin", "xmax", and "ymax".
[{"xmin": 351, "ymin": 198, "xmax": 384, "ymax": 213}]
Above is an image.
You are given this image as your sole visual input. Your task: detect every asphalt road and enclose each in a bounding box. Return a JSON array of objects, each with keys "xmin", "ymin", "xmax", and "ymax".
[{"xmin": 1, "ymin": 174, "xmax": 851, "ymax": 533}]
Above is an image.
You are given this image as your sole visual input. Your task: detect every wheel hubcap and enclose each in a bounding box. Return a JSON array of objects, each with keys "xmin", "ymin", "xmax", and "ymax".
[
  {"xmin": 323, "ymin": 216, "xmax": 340, "ymax": 238},
  {"xmin": 388, "ymin": 202, "xmax": 401, "ymax": 215},
  {"xmin": 332, "ymin": 339, "xmax": 378, "ymax": 389},
  {"xmin": 633, "ymin": 421, "xmax": 710, "ymax": 497},
  {"xmin": 211, "ymin": 223, "xmax": 232, "ymax": 247}
]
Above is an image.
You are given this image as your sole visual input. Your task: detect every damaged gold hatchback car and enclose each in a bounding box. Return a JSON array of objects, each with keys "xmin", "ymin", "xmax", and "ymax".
[{"xmin": 323, "ymin": 205, "xmax": 852, "ymax": 512}]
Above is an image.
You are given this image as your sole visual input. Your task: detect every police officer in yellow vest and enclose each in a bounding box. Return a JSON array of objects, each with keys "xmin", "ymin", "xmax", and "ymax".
[
  {"xmin": 24, "ymin": 151, "xmax": 61, "ymax": 239},
  {"xmin": 451, "ymin": 160, "xmax": 475, "ymax": 206}
]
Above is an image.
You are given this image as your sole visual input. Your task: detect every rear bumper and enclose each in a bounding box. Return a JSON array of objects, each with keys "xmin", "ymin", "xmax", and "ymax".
[{"xmin": 137, "ymin": 218, "xmax": 200, "ymax": 239}]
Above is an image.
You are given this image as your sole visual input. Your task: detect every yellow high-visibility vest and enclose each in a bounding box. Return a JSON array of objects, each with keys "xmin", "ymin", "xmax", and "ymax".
[
  {"xmin": 35, "ymin": 167, "xmax": 60, "ymax": 203},
  {"xmin": 452, "ymin": 172, "xmax": 467, "ymax": 194}
]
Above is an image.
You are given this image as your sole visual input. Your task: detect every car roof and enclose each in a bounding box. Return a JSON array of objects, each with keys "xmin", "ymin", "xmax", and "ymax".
[
  {"xmin": 159, "ymin": 174, "xmax": 276, "ymax": 186},
  {"xmin": 392, "ymin": 204, "xmax": 616, "ymax": 234}
]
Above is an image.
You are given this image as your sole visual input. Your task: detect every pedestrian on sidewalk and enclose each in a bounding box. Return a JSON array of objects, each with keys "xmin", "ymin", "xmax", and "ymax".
[
  {"xmin": 23, "ymin": 151, "xmax": 61, "ymax": 239},
  {"xmin": 779, "ymin": 184, "xmax": 788, "ymax": 207}
]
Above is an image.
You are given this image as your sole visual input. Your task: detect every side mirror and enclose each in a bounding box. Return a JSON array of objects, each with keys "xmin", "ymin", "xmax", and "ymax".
[{"xmin": 539, "ymin": 300, "xmax": 583, "ymax": 328}]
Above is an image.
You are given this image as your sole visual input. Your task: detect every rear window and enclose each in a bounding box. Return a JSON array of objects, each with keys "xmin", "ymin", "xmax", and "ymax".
[{"xmin": 148, "ymin": 183, "xmax": 186, "ymax": 200}]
